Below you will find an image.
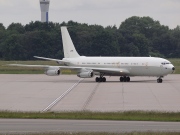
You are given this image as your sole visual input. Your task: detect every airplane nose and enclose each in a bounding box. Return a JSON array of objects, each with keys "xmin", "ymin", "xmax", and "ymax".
[{"xmin": 172, "ymin": 67, "xmax": 175, "ymax": 71}]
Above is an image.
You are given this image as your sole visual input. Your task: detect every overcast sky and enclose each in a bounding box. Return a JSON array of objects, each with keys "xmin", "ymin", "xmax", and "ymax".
[{"xmin": 0, "ymin": 0, "xmax": 180, "ymax": 29}]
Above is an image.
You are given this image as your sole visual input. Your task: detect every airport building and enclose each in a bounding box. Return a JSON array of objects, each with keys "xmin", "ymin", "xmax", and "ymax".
[{"xmin": 39, "ymin": 0, "xmax": 50, "ymax": 22}]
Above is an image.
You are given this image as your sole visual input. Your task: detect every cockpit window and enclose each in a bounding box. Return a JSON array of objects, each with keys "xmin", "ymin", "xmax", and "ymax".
[{"xmin": 161, "ymin": 62, "xmax": 171, "ymax": 65}]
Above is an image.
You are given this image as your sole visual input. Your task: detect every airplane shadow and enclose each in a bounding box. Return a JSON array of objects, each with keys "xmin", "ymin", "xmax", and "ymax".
[
  {"xmin": 17, "ymin": 79, "xmax": 171, "ymax": 84},
  {"xmin": 79, "ymin": 80, "xmax": 156, "ymax": 84}
]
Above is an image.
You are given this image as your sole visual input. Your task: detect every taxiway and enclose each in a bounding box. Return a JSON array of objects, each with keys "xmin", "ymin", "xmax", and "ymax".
[{"xmin": 0, "ymin": 74, "xmax": 180, "ymax": 112}]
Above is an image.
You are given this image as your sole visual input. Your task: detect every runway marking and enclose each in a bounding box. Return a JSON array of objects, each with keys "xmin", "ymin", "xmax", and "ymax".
[
  {"xmin": 42, "ymin": 78, "xmax": 84, "ymax": 112},
  {"xmin": 82, "ymin": 83, "xmax": 100, "ymax": 111}
]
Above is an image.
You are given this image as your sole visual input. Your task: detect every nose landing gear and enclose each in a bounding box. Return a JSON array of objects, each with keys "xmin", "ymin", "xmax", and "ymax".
[{"xmin": 157, "ymin": 77, "xmax": 163, "ymax": 83}]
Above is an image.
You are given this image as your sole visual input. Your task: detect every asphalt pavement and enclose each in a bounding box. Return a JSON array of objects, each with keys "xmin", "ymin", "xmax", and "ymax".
[{"xmin": 0, "ymin": 119, "xmax": 180, "ymax": 134}]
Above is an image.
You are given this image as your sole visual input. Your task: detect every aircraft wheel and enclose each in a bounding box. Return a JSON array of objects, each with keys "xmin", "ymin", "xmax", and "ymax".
[
  {"xmin": 123, "ymin": 77, "xmax": 127, "ymax": 82},
  {"xmin": 157, "ymin": 79, "xmax": 160, "ymax": 83},
  {"xmin": 127, "ymin": 77, "xmax": 130, "ymax": 82},
  {"xmin": 102, "ymin": 77, "xmax": 106, "ymax": 82},
  {"xmin": 160, "ymin": 79, "xmax": 163, "ymax": 83},
  {"xmin": 120, "ymin": 77, "xmax": 124, "ymax": 82},
  {"xmin": 96, "ymin": 77, "xmax": 99, "ymax": 82},
  {"xmin": 157, "ymin": 78, "xmax": 163, "ymax": 83}
]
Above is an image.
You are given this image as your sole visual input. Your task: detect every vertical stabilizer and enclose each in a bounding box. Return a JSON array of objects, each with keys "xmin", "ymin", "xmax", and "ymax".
[{"xmin": 61, "ymin": 27, "xmax": 80, "ymax": 58}]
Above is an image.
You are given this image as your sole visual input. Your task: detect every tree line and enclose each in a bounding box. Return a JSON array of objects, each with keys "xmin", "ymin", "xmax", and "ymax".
[{"xmin": 0, "ymin": 16, "xmax": 180, "ymax": 60}]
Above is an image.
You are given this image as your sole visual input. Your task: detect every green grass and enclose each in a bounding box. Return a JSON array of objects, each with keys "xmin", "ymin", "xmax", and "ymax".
[
  {"xmin": 0, "ymin": 59, "xmax": 180, "ymax": 74},
  {"xmin": 0, "ymin": 111, "xmax": 180, "ymax": 122}
]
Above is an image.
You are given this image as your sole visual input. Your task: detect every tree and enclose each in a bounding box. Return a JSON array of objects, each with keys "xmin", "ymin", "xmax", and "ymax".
[
  {"xmin": 7, "ymin": 23, "xmax": 25, "ymax": 34},
  {"xmin": 1, "ymin": 34, "xmax": 25, "ymax": 60},
  {"xmin": 0, "ymin": 23, "xmax": 5, "ymax": 31},
  {"xmin": 0, "ymin": 23, "xmax": 6, "ymax": 59},
  {"xmin": 0, "ymin": 18, "xmax": 179, "ymax": 60}
]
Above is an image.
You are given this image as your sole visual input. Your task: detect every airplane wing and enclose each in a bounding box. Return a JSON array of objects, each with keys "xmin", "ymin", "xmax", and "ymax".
[
  {"xmin": 7, "ymin": 64, "xmax": 50, "ymax": 68},
  {"xmin": 7, "ymin": 64, "xmax": 130, "ymax": 76}
]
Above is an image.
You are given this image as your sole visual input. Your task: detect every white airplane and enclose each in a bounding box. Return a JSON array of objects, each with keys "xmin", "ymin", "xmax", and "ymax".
[{"xmin": 9, "ymin": 26, "xmax": 175, "ymax": 83}]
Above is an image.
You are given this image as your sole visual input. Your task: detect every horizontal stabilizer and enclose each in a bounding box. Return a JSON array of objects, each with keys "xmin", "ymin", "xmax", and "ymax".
[{"xmin": 34, "ymin": 56, "xmax": 61, "ymax": 61}]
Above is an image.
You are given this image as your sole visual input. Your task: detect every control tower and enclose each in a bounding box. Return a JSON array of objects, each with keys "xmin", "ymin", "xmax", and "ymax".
[{"xmin": 40, "ymin": 0, "xmax": 50, "ymax": 22}]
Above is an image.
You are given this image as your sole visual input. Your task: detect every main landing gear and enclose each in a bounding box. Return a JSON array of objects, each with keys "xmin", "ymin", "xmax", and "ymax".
[
  {"xmin": 120, "ymin": 76, "xmax": 130, "ymax": 82},
  {"xmin": 157, "ymin": 78, "xmax": 163, "ymax": 83},
  {"xmin": 95, "ymin": 73, "xmax": 106, "ymax": 82},
  {"xmin": 96, "ymin": 77, "xmax": 106, "ymax": 82},
  {"xmin": 95, "ymin": 76, "xmax": 131, "ymax": 83}
]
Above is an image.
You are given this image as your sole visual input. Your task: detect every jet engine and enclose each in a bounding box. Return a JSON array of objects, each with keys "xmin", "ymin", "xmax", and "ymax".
[
  {"xmin": 77, "ymin": 71, "xmax": 94, "ymax": 78},
  {"xmin": 45, "ymin": 68, "xmax": 60, "ymax": 76}
]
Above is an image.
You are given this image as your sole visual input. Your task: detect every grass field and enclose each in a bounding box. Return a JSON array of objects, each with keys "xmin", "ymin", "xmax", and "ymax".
[
  {"xmin": 0, "ymin": 59, "xmax": 180, "ymax": 74},
  {"xmin": 0, "ymin": 111, "xmax": 180, "ymax": 122}
]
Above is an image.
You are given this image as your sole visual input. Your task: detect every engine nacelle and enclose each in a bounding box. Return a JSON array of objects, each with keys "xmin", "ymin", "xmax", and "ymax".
[
  {"xmin": 77, "ymin": 71, "xmax": 94, "ymax": 78},
  {"xmin": 45, "ymin": 69, "xmax": 60, "ymax": 76}
]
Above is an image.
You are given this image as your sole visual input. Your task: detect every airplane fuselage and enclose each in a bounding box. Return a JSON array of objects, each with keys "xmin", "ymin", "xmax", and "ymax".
[{"xmin": 63, "ymin": 57, "xmax": 174, "ymax": 77}]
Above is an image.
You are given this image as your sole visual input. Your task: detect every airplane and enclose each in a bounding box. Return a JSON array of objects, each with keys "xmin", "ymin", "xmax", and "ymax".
[{"xmin": 9, "ymin": 26, "xmax": 175, "ymax": 83}]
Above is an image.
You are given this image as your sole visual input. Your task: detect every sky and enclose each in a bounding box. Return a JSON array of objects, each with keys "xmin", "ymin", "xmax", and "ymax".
[{"xmin": 0, "ymin": 0, "xmax": 180, "ymax": 29}]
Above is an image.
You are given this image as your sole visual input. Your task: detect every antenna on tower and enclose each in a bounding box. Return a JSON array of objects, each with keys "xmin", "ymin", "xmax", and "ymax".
[{"xmin": 39, "ymin": 0, "xmax": 50, "ymax": 22}]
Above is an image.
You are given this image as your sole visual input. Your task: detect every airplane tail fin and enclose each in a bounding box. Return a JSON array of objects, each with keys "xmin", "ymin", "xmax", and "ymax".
[{"xmin": 61, "ymin": 26, "xmax": 80, "ymax": 58}]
